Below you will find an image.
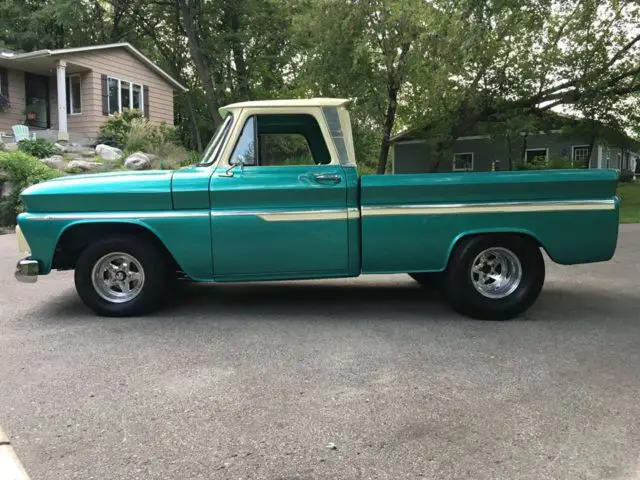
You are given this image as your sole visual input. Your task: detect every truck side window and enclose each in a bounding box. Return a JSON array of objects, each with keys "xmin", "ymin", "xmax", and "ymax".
[
  {"xmin": 259, "ymin": 133, "xmax": 315, "ymax": 166},
  {"xmin": 231, "ymin": 114, "xmax": 332, "ymax": 167},
  {"xmin": 229, "ymin": 116, "xmax": 257, "ymax": 165}
]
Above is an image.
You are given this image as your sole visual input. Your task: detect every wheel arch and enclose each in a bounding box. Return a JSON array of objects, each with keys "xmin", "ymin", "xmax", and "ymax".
[
  {"xmin": 445, "ymin": 229, "xmax": 547, "ymax": 269},
  {"xmin": 52, "ymin": 220, "xmax": 182, "ymax": 273}
]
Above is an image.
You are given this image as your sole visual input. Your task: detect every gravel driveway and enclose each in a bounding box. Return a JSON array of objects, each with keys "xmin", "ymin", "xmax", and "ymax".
[{"xmin": 1, "ymin": 226, "xmax": 639, "ymax": 480}]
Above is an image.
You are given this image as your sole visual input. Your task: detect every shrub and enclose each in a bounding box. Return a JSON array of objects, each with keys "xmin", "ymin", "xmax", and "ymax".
[
  {"xmin": 17, "ymin": 139, "xmax": 58, "ymax": 159},
  {"xmin": 0, "ymin": 151, "xmax": 61, "ymax": 225},
  {"xmin": 619, "ymin": 170, "xmax": 635, "ymax": 183},
  {"xmin": 96, "ymin": 109, "xmax": 145, "ymax": 149},
  {"xmin": 515, "ymin": 155, "xmax": 577, "ymax": 170}
]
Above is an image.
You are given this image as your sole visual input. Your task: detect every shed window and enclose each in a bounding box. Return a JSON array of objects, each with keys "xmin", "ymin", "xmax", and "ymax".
[
  {"xmin": 65, "ymin": 74, "xmax": 81, "ymax": 114},
  {"xmin": 107, "ymin": 76, "xmax": 144, "ymax": 114},
  {"xmin": 572, "ymin": 146, "xmax": 590, "ymax": 167},
  {"xmin": 525, "ymin": 148, "xmax": 548, "ymax": 164},
  {"xmin": 453, "ymin": 152, "xmax": 473, "ymax": 171}
]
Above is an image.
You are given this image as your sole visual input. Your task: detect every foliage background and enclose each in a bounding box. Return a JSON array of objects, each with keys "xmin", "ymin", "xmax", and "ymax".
[{"xmin": 0, "ymin": 0, "xmax": 639, "ymax": 173}]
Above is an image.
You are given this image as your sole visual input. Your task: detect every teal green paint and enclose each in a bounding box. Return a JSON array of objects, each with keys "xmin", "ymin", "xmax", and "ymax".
[
  {"xmin": 18, "ymin": 213, "xmax": 213, "ymax": 280},
  {"xmin": 343, "ymin": 166, "xmax": 361, "ymax": 276},
  {"xmin": 16, "ymin": 159, "xmax": 619, "ymax": 284},
  {"xmin": 209, "ymin": 164, "xmax": 350, "ymax": 279},
  {"xmin": 360, "ymin": 169, "xmax": 619, "ymax": 273},
  {"xmin": 20, "ymin": 171, "xmax": 173, "ymax": 213},
  {"xmin": 171, "ymin": 165, "xmax": 213, "ymax": 210}
]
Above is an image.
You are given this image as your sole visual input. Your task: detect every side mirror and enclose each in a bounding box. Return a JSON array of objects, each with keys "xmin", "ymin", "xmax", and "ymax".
[{"xmin": 218, "ymin": 159, "xmax": 244, "ymax": 177}]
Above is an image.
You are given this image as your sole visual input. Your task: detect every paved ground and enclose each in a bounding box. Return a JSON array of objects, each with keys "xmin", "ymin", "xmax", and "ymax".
[{"xmin": 1, "ymin": 226, "xmax": 640, "ymax": 480}]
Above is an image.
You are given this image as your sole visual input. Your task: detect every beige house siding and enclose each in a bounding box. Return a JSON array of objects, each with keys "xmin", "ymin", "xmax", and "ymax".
[
  {"xmin": 0, "ymin": 69, "xmax": 26, "ymax": 135},
  {"xmin": 48, "ymin": 71, "xmax": 95, "ymax": 138},
  {"xmin": 63, "ymin": 48, "xmax": 175, "ymax": 137}
]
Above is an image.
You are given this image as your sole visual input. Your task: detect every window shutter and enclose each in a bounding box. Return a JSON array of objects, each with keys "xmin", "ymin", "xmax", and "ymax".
[
  {"xmin": 143, "ymin": 85, "xmax": 150, "ymax": 118},
  {"xmin": 101, "ymin": 74, "xmax": 108, "ymax": 115},
  {"xmin": 0, "ymin": 67, "xmax": 8, "ymax": 100}
]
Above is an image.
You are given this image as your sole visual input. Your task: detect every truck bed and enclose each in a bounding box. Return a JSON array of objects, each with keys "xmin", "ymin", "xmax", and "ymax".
[{"xmin": 359, "ymin": 169, "xmax": 620, "ymax": 273}]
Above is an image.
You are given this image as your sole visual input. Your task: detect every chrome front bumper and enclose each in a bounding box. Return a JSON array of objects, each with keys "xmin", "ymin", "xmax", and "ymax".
[{"xmin": 15, "ymin": 258, "xmax": 39, "ymax": 283}]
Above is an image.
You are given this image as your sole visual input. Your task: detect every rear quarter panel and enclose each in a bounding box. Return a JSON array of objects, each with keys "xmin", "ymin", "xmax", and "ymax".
[{"xmin": 360, "ymin": 169, "xmax": 619, "ymax": 273}]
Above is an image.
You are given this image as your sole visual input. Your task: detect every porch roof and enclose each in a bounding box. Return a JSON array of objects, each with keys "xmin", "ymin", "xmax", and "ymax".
[{"xmin": 0, "ymin": 43, "xmax": 186, "ymax": 91}]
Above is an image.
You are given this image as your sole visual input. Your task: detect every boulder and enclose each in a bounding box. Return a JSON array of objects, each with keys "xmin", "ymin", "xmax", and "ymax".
[
  {"xmin": 41, "ymin": 155, "xmax": 67, "ymax": 171},
  {"xmin": 95, "ymin": 144, "xmax": 124, "ymax": 162},
  {"xmin": 67, "ymin": 160, "xmax": 102, "ymax": 171},
  {"xmin": 54, "ymin": 142, "xmax": 68, "ymax": 153},
  {"xmin": 124, "ymin": 152, "xmax": 151, "ymax": 170},
  {"xmin": 81, "ymin": 150, "xmax": 97, "ymax": 158},
  {"xmin": 4, "ymin": 142, "xmax": 18, "ymax": 152}
]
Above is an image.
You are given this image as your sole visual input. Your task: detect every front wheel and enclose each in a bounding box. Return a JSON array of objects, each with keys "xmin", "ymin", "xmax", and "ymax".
[
  {"xmin": 444, "ymin": 235, "xmax": 545, "ymax": 320},
  {"xmin": 74, "ymin": 235, "xmax": 168, "ymax": 317}
]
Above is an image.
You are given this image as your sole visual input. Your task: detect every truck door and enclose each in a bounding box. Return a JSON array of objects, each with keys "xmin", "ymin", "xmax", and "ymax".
[{"xmin": 209, "ymin": 112, "xmax": 349, "ymax": 280}]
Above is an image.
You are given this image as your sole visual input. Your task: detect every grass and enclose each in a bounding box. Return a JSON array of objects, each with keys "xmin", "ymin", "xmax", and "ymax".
[{"xmin": 618, "ymin": 182, "xmax": 640, "ymax": 223}]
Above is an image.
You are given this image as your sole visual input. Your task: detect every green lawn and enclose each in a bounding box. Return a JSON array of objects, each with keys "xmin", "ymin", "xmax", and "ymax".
[{"xmin": 619, "ymin": 182, "xmax": 640, "ymax": 223}]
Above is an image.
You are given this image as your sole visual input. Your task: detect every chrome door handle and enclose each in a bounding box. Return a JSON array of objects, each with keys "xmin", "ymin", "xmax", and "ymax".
[{"xmin": 313, "ymin": 173, "xmax": 342, "ymax": 184}]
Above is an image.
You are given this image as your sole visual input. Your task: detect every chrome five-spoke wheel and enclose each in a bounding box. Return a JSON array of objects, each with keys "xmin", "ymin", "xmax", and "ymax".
[
  {"xmin": 470, "ymin": 247, "xmax": 522, "ymax": 299},
  {"xmin": 91, "ymin": 252, "xmax": 145, "ymax": 303}
]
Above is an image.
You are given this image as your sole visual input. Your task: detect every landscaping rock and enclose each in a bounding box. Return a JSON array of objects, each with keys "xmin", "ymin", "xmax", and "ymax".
[
  {"xmin": 124, "ymin": 152, "xmax": 151, "ymax": 170},
  {"xmin": 4, "ymin": 143, "xmax": 18, "ymax": 152},
  {"xmin": 0, "ymin": 138, "xmax": 4, "ymax": 151},
  {"xmin": 1, "ymin": 180, "xmax": 14, "ymax": 199},
  {"xmin": 54, "ymin": 142, "xmax": 68, "ymax": 153},
  {"xmin": 41, "ymin": 155, "xmax": 67, "ymax": 171},
  {"xmin": 81, "ymin": 150, "xmax": 96, "ymax": 158},
  {"xmin": 68, "ymin": 160, "xmax": 102, "ymax": 171},
  {"xmin": 95, "ymin": 144, "xmax": 124, "ymax": 162}
]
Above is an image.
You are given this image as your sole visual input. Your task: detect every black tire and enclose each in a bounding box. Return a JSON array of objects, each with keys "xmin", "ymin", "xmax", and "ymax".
[
  {"xmin": 409, "ymin": 272, "xmax": 443, "ymax": 288},
  {"xmin": 74, "ymin": 234, "xmax": 168, "ymax": 317},
  {"xmin": 443, "ymin": 235, "xmax": 545, "ymax": 320}
]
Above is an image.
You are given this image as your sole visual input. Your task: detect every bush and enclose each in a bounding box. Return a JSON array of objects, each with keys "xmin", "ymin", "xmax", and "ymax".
[
  {"xmin": 17, "ymin": 139, "xmax": 58, "ymax": 159},
  {"xmin": 619, "ymin": 170, "xmax": 635, "ymax": 183},
  {"xmin": 0, "ymin": 151, "xmax": 61, "ymax": 225},
  {"xmin": 96, "ymin": 109, "xmax": 145, "ymax": 149},
  {"xmin": 515, "ymin": 155, "xmax": 578, "ymax": 170}
]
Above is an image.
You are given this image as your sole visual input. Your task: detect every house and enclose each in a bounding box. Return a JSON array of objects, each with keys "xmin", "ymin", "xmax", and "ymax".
[
  {"xmin": 0, "ymin": 43, "xmax": 186, "ymax": 144},
  {"xmin": 391, "ymin": 113, "xmax": 640, "ymax": 174}
]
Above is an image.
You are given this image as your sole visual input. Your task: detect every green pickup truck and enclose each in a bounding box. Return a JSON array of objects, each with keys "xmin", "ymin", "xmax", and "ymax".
[{"xmin": 15, "ymin": 98, "xmax": 620, "ymax": 320}]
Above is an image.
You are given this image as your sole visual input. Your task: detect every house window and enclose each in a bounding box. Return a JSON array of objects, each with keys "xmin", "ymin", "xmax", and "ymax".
[
  {"xmin": 65, "ymin": 74, "xmax": 81, "ymax": 114},
  {"xmin": 453, "ymin": 152, "xmax": 473, "ymax": 171},
  {"xmin": 107, "ymin": 76, "xmax": 144, "ymax": 114},
  {"xmin": 572, "ymin": 145, "xmax": 590, "ymax": 167},
  {"xmin": 525, "ymin": 148, "xmax": 548, "ymax": 164}
]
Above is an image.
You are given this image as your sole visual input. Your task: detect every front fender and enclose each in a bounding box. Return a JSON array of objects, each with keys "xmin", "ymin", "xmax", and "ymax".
[{"xmin": 17, "ymin": 211, "xmax": 213, "ymax": 280}]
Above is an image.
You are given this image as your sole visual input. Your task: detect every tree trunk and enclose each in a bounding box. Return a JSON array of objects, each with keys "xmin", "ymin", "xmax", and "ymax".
[
  {"xmin": 179, "ymin": 1, "xmax": 223, "ymax": 127},
  {"xmin": 506, "ymin": 134, "xmax": 513, "ymax": 171},
  {"xmin": 376, "ymin": 94, "xmax": 398, "ymax": 174},
  {"xmin": 225, "ymin": 3, "xmax": 250, "ymax": 100},
  {"xmin": 186, "ymin": 95, "xmax": 203, "ymax": 153}
]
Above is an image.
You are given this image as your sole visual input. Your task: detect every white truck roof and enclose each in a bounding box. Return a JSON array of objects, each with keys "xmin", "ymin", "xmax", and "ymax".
[{"xmin": 219, "ymin": 98, "xmax": 351, "ymax": 116}]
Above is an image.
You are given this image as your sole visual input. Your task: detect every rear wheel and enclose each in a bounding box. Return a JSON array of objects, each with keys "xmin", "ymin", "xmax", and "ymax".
[
  {"xmin": 444, "ymin": 235, "xmax": 545, "ymax": 320},
  {"xmin": 74, "ymin": 235, "xmax": 167, "ymax": 316}
]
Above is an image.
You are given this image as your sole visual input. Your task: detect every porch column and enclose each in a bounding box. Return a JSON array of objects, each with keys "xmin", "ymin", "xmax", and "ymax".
[{"xmin": 56, "ymin": 60, "xmax": 69, "ymax": 142}]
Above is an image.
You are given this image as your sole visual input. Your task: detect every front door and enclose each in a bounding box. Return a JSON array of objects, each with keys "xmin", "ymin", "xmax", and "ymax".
[
  {"xmin": 24, "ymin": 73, "xmax": 50, "ymax": 129},
  {"xmin": 209, "ymin": 113, "xmax": 349, "ymax": 280}
]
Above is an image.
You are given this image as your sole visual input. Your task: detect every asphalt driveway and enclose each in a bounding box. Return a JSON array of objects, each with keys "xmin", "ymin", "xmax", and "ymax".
[{"xmin": 1, "ymin": 226, "xmax": 639, "ymax": 480}]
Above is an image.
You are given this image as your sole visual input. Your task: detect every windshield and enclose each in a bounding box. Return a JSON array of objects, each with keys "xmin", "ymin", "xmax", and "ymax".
[{"xmin": 199, "ymin": 114, "xmax": 233, "ymax": 166}]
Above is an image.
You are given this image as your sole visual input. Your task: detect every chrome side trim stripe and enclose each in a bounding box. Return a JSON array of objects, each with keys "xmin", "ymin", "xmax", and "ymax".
[
  {"xmin": 362, "ymin": 199, "xmax": 616, "ymax": 216},
  {"xmin": 211, "ymin": 209, "xmax": 348, "ymax": 222},
  {"xmin": 29, "ymin": 211, "xmax": 210, "ymax": 221}
]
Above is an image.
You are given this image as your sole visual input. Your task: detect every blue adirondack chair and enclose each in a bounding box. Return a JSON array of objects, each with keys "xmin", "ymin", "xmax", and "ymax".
[{"xmin": 12, "ymin": 124, "xmax": 36, "ymax": 142}]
